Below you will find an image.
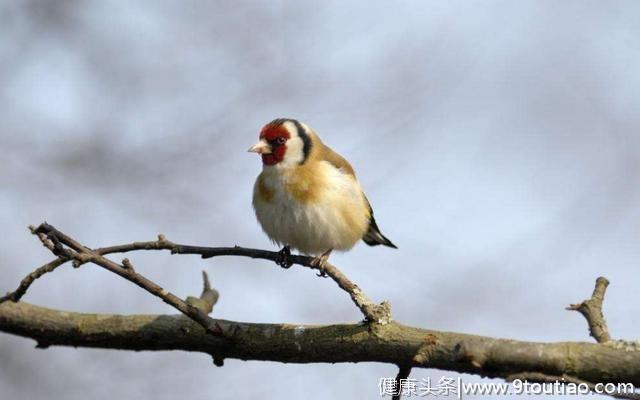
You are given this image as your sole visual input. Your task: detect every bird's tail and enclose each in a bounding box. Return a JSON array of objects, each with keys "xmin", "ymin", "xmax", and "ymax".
[{"xmin": 363, "ymin": 214, "xmax": 397, "ymax": 249}]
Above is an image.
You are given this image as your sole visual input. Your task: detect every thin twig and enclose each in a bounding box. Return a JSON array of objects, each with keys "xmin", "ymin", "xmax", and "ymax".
[
  {"xmin": 96, "ymin": 236, "xmax": 391, "ymax": 323},
  {"xmin": 2, "ymin": 228, "xmax": 157, "ymax": 304},
  {"xmin": 392, "ymin": 365, "xmax": 412, "ymax": 400},
  {"xmin": 567, "ymin": 277, "xmax": 612, "ymax": 343},
  {"xmin": 32, "ymin": 223, "xmax": 223, "ymax": 336},
  {"xmin": 0, "ymin": 225, "xmax": 73, "ymax": 303},
  {"xmin": 0, "ymin": 258, "xmax": 67, "ymax": 303}
]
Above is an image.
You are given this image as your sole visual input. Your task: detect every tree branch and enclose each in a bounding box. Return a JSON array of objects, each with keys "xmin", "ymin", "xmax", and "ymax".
[
  {"xmin": 392, "ymin": 365, "xmax": 412, "ymax": 400},
  {"xmin": 1, "ymin": 301, "xmax": 640, "ymax": 389},
  {"xmin": 100, "ymin": 238, "xmax": 391, "ymax": 323},
  {"xmin": 0, "ymin": 257, "xmax": 67, "ymax": 303},
  {"xmin": 186, "ymin": 271, "xmax": 219, "ymax": 314},
  {"xmin": 27, "ymin": 223, "xmax": 223, "ymax": 336},
  {"xmin": 567, "ymin": 277, "xmax": 612, "ymax": 343},
  {"xmin": 4, "ymin": 223, "xmax": 389, "ymax": 324},
  {"xmin": 2, "ymin": 222, "xmax": 639, "ymax": 398}
]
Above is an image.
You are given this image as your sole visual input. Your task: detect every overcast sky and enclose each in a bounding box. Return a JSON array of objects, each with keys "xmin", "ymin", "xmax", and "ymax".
[{"xmin": 1, "ymin": 1, "xmax": 639, "ymax": 399}]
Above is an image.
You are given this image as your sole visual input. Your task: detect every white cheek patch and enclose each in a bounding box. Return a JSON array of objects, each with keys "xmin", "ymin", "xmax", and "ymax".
[{"xmin": 279, "ymin": 137, "xmax": 305, "ymax": 168}]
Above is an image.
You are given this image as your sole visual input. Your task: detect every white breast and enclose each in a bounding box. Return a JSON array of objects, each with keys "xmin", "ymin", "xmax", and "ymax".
[{"xmin": 252, "ymin": 161, "xmax": 370, "ymax": 255}]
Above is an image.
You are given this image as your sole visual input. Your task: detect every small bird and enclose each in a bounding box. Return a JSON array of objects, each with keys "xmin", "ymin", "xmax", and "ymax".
[{"xmin": 249, "ymin": 118, "xmax": 396, "ymax": 272}]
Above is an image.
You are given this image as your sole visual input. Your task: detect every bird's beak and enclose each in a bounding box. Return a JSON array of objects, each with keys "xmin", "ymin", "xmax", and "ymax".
[{"xmin": 248, "ymin": 140, "xmax": 272, "ymax": 154}]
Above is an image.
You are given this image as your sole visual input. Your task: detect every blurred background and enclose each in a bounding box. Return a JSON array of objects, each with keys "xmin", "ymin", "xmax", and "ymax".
[{"xmin": 1, "ymin": 1, "xmax": 639, "ymax": 399}]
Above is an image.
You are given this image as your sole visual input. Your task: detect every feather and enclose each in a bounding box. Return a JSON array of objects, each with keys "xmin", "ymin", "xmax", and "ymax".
[
  {"xmin": 362, "ymin": 198, "xmax": 397, "ymax": 248},
  {"xmin": 315, "ymin": 139, "xmax": 356, "ymax": 177}
]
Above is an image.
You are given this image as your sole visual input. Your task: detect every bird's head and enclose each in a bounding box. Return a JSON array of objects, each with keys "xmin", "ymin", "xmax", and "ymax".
[{"xmin": 248, "ymin": 118, "xmax": 313, "ymax": 168}]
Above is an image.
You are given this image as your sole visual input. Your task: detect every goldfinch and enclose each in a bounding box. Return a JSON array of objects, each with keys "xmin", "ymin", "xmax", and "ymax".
[{"xmin": 249, "ymin": 118, "xmax": 396, "ymax": 270}]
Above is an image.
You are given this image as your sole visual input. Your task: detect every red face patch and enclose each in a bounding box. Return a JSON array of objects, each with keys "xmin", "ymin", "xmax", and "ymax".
[{"xmin": 259, "ymin": 123, "xmax": 290, "ymax": 165}]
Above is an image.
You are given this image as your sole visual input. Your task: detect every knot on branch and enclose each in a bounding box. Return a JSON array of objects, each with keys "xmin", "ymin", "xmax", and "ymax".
[
  {"xmin": 412, "ymin": 334, "xmax": 439, "ymax": 365},
  {"xmin": 453, "ymin": 340, "xmax": 488, "ymax": 369},
  {"xmin": 364, "ymin": 300, "xmax": 392, "ymax": 325}
]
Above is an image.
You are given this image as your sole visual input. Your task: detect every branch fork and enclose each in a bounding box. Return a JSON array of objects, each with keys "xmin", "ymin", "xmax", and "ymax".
[
  {"xmin": 27, "ymin": 223, "xmax": 223, "ymax": 336},
  {"xmin": 3, "ymin": 222, "xmax": 390, "ymax": 332}
]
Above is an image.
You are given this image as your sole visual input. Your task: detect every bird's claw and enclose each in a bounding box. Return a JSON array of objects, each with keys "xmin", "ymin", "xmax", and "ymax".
[
  {"xmin": 310, "ymin": 250, "xmax": 331, "ymax": 278},
  {"xmin": 276, "ymin": 246, "xmax": 292, "ymax": 269}
]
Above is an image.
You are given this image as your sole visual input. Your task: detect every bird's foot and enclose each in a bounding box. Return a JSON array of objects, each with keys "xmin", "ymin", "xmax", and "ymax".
[
  {"xmin": 276, "ymin": 245, "xmax": 292, "ymax": 269},
  {"xmin": 310, "ymin": 249, "xmax": 333, "ymax": 278}
]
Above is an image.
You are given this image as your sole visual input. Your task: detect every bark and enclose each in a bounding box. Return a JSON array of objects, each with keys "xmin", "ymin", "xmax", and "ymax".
[{"xmin": 1, "ymin": 301, "xmax": 639, "ymax": 386}]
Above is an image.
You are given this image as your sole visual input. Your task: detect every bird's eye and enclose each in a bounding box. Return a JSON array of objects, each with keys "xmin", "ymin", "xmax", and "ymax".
[{"xmin": 276, "ymin": 137, "xmax": 286, "ymax": 145}]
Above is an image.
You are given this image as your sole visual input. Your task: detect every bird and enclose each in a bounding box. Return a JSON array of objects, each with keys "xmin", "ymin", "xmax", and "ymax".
[{"xmin": 249, "ymin": 118, "xmax": 396, "ymax": 273}]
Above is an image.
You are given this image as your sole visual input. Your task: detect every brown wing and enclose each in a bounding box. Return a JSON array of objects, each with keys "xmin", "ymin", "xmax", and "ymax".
[
  {"xmin": 315, "ymin": 137, "xmax": 397, "ymax": 249},
  {"xmin": 315, "ymin": 140, "xmax": 357, "ymax": 178}
]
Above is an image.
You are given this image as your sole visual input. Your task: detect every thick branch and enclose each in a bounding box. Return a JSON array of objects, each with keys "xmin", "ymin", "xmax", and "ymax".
[
  {"xmin": 1, "ymin": 301, "xmax": 640, "ymax": 388},
  {"xmin": 567, "ymin": 277, "xmax": 612, "ymax": 343}
]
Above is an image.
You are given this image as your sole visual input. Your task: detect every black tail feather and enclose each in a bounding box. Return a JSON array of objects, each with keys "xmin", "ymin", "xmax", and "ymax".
[{"xmin": 362, "ymin": 214, "xmax": 397, "ymax": 249}]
